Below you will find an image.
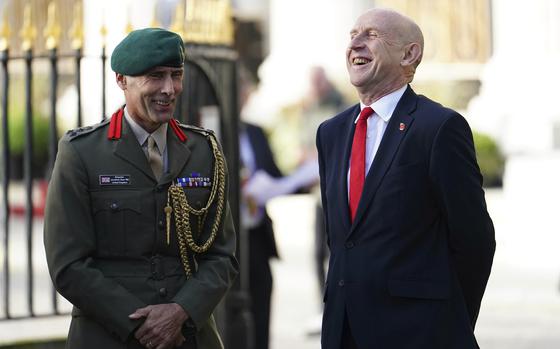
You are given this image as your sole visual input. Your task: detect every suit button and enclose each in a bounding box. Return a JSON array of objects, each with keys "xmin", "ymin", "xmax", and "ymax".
[
  {"xmin": 159, "ymin": 288, "xmax": 167, "ymax": 297},
  {"xmin": 338, "ymin": 280, "xmax": 345, "ymax": 287},
  {"xmin": 345, "ymin": 241, "xmax": 354, "ymax": 249},
  {"xmin": 109, "ymin": 202, "xmax": 119, "ymax": 210}
]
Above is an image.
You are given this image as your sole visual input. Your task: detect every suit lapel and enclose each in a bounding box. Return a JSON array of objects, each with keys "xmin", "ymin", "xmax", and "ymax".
[
  {"xmin": 160, "ymin": 126, "xmax": 191, "ymax": 185},
  {"xmin": 338, "ymin": 104, "xmax": 361, "ymax": 230},
  {"xmin": 113, "ymin": 120, "xmax": 156, "ymax": 181},
  {"xmin": 350, "ymin": 86, "xmax": 417, "ymax": 234}
]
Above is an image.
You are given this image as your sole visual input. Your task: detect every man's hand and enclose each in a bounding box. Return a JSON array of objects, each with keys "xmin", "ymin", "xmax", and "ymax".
[{"xmin": 129, "ymin": 303, "xmax": 189, "ymax": 349}]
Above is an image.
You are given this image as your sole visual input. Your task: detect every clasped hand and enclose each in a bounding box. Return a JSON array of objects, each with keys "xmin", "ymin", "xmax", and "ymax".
[{"xmin": 129, "ymin": 303, "xmax": 189, "ymax": 349}]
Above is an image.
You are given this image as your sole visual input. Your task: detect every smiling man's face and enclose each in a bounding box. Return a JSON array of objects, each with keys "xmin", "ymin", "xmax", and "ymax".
[
  {"xmin": 117, "ymin": 66, "xmax": 184, "ymax": 132},
  {"xmin": 346, "ymin": 10, "xmax": 405, "ymax": 96}
]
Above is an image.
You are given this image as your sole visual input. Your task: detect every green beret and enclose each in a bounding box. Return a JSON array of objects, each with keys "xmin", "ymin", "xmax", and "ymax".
[{"xmin": 111, "ymin": 28, "xmax": 185, "ymax": 76}]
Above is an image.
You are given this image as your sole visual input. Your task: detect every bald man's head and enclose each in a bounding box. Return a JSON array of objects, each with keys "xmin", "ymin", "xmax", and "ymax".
[
  {"xmin": 346, "ymin": 8, "xmax": 424, "ymax": 102},
  {"xmin": 363, "ymin": 8, "xmax": 424, "ymax": 67}
]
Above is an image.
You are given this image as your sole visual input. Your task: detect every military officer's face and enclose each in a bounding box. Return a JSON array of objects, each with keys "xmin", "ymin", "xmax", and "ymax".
[{"xmin": 117, "ymin": 66, "xmax": 184, "ymax": 132}]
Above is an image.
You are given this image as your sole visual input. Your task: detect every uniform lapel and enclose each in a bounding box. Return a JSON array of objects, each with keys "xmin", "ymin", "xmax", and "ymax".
[
  {"xmin": 113, "ymin": 119, "xmax": 156, "ymax": 181},
  {"xmin": 160, "ymin": 126, "xmax": 191, "ymax": 185},
  {"xmin": 338, "ymin": 104, "xmax": 361, "ymax": 230},
  {"xmin": 349, "ymin": 86, "xmax": 417, "ymax": 234}
]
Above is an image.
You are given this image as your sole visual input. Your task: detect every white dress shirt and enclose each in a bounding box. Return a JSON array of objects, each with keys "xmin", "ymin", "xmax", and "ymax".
[{"xmin": 348, "ymin": 85, "xmax": 407, "ymax": 196}]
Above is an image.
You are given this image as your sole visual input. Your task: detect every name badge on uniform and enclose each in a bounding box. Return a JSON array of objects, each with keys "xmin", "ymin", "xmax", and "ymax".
[
  {"xmin": 176, "ymin": 172, "xmax": 211, "ymax": 188},
  {"xmin": 99, "ymin": 175, "xmax": 130, "ymax": 185}
]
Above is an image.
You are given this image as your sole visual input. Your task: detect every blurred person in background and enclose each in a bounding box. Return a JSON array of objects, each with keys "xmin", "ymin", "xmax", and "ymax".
[
  {"xmin": 316, "ymin": 8, "xmax": 495, "ymax": 349},
  {"xmin": 299, "ymin": 66, "xmax": 347, "ymax": 335},
  {"xmin": 238, "ymin": 66, "xmax": 325, "ymax": 349},
  {"xmin": 238, "ymin": 68, "xmax": 282, "ymax": 349},
  {"xmin": 44, "ymin": 28, "xmax": 238, "ymax": 349}
]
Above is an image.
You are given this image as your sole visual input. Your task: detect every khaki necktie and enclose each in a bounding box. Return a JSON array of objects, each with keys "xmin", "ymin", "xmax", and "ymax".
[{"xmin": 147, "ymin": 135, "xmax": 163, "ymax": 180}]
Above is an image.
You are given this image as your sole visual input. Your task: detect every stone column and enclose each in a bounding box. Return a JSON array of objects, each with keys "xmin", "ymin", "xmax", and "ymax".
[
  {"xmin": 468, "ymin": 0, "xmax": 560, "ymax": 155},
  {"xmin": 468, "ymin": 0, "xmax": 560, "ymax": 265}
]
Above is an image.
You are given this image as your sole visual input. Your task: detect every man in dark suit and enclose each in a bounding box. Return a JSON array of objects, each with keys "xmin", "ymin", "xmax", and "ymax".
[
  {"xmin": 316, "ymin": 8, "xmax": 495, "ymax": 349},
  {"xmin": 44, "ymin": 28, "xmax": 238, "ymax": 349},
  {"xmin": 239, "ymin": 122, "xmax": 282, "ymax": 349}
]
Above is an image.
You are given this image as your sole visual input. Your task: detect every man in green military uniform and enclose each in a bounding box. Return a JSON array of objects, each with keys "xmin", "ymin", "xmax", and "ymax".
[{"xmin": 44, "ymin": 28, "xmax": 238, "ymax": 349}]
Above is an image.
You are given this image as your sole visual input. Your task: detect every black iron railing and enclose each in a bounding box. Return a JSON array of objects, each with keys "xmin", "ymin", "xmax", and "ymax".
[
  {"xmin": 0, "ymin": 46, "xmax": 91, "ymax": 320},
  {"xmin": 1, "ymin": 38, "xmax": 251, "ymax": 349}
]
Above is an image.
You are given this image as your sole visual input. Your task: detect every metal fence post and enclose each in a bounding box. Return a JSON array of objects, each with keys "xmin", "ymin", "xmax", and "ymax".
[
  {"xmin": 23, "ymin": 46, "xmax": 35, "ymax": 317},
  {"xmin": 48, "ymin": 46, "xmax": 59, "ymax": 314},
  {"xmin": 101, "ymin": 44, "xmax": 106, "ymax": 120},
  {"xmin": 75, "ymin": 48, "xmax": 82, "ymax": 127},
  {"xmin": 1, "ymin": 47, "xmax": 11, "ymax": 320}
]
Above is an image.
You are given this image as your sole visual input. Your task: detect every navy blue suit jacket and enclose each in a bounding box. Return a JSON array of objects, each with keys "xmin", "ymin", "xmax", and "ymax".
[{"xmin": 316, "ymin": 86, "xmax": 495, "ymax": 349}]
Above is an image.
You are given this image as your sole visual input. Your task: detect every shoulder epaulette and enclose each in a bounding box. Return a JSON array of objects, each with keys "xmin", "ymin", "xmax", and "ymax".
[
  {"xmin": 177, "ymin": 122, "xmax": 215, "ymax": 136},
  {"xmin": 65, "ymin": 118, "xmax": 110, "ymax": 141}
]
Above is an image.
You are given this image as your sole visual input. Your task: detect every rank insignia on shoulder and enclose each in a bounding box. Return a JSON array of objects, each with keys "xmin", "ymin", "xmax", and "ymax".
[
  {"xmin": 66, "ymin": 118, "xmax": 109, "ymax": 141},
  {"xmin": 176, "ymin": 173, "xmax": 211, "ymax": 188},
  {"xmin": 99, "ymin": 175, "xmax": 131, "ymax": 185}
]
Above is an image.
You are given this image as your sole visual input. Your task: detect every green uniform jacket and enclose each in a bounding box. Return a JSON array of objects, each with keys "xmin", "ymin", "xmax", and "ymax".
[{"xmin": 44, "ymin": 117, "xmax": 238, "ymax": 349}]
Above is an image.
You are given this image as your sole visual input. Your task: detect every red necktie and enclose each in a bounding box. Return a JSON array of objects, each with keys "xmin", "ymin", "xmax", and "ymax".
[{"xmin": 349, "ymin": 107, "xmax": 374, "ymax": 223}]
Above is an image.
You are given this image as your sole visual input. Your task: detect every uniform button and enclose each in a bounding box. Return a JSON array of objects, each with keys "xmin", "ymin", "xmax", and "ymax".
[
  {"xmin": 159, "ymin": 288, "xmax": 167, "ymax": 297},
  {"xmin": 345, "ymin": 241, "xmax": 354, "ymax": 249},
  {"xmin": 109, "ymin": 203, "xmax": 119, "ymax": 210},
  {"xmin": 158, "ymin": 220, "xmax": 165, "ymax": 229},
  {"xmin": 338, "ymin": 280, "xmax": 345, "ymax": 287}
]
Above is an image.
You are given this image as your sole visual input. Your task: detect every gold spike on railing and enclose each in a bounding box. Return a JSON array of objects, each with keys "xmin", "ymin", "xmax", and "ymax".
[
  {"xmin": 185, "ymin": 0, "xmax": 199, "ymax": 43},
  {"xmin": 100, "ymin": 24, "xmax": 108, "ymax": 47},
  {"xmin": 203, "ymin": 0, "xmax": 212, "ymax": 43},
  {"xmin": 20, "ymin": 4, "xmax": 37, "ymax": 51},
  {"xmin": 125, "ymin": 19, "xmax": 134, "ymax": 34},
  {"xmin": 0, "ymin": 10, "xmax": 9, "ymax": 51},
  {"xmin": 44, "ymin": 1, "xmax": 61, "ymax": 50},
  {"xmin": 205, "ymin": 0, "xmax": 214, "ymax": 44},
  {"xmin": 221, "ymin": 0, "xmax": 234, "ymax": 45},
  {"xmin": 170, "ymin": 1, "xmax": 185, "ymax": 39},
  {"xmin": 100, "ymin": 9, "xmax": 108, "ymax": 46},
  {"xmin": 70, "ymin": 2, "xmax": 84, "ymax": 49},
  {"xmin": 213, "ymin": 0, "xmax": 222, "ymax": 44}
]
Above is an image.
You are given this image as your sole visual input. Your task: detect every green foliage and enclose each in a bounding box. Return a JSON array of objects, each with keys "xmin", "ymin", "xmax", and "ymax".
[
  {"xmin": 473, "ymin": 131, "xmax": 505, "ymax": 187},
  {"xmin": 0, "ymin": 103, "xmax": 52, "ymax": 179},
  {"xmin": 6, "ymin": 104, "xmax": 50, "ymax": 157}
]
